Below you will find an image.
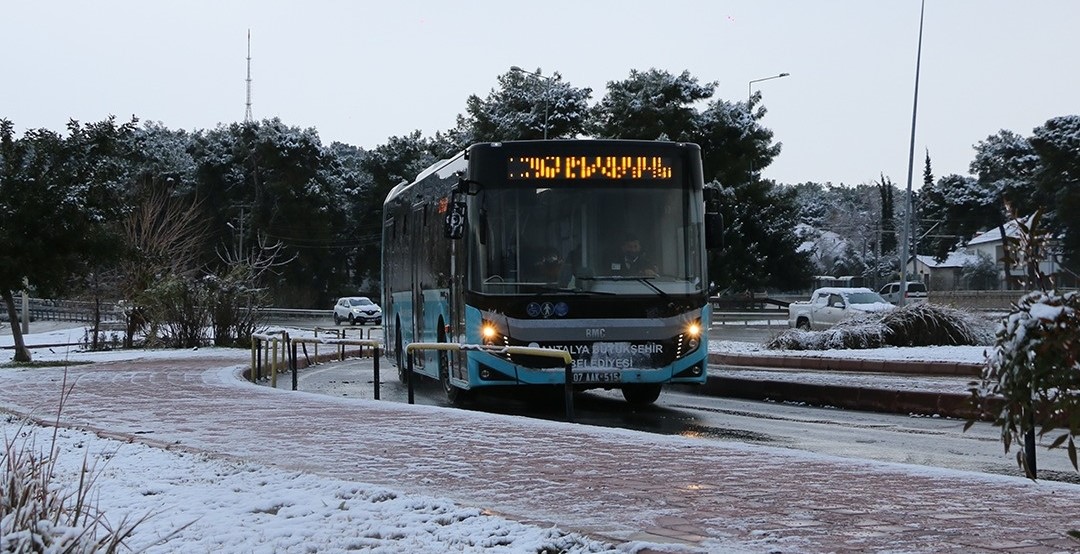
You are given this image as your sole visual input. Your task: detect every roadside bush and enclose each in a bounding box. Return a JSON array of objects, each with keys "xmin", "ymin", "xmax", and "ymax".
[
  {"xmin": 970, "ymin": 290, "xmax": 1080, "ymax": 477},
  {"xmin": 140, "ymin": 274, "xmax": 211, "ymax": 348},
  {"xmin": 765, "ymin": 303, "xmax": 994, "ymax": 351},
  {"xmin": 765, "ymin": 314, "xmax": 887, "ymax": 350},
  {"xmin": 880, "ymin": 303, "xmax": 995, "ymax": 347}
]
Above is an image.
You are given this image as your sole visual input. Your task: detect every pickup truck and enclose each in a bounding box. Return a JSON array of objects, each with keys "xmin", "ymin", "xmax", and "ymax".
[{"xmin": 788, "ymin": 287, "xmax": 895, "ymax": 330}]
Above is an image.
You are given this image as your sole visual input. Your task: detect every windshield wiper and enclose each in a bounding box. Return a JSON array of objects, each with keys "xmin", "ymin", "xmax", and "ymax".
[
  {"xmin": 527, "ymin": 285, "xmax": 616, "ymax": 296},
  {"xmin": 575, "ymin": 276, "xmax": 668, "ymax": 297}
]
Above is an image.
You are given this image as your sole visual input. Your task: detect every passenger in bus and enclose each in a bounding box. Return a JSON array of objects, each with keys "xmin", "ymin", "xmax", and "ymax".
[{"xmin": 608, "ymin": 234, "xmax": 658, "ymax": 277}]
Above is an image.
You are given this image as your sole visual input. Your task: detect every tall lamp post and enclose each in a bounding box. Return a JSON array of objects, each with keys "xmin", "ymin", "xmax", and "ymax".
[
  {"xmin": 510, "ymin": 66, "xmax": 553, "ymax": 139},
  {"xmin": 899, "ymin": 1, "xmax": 925, "ymax": 309},
  {"xmin": 747, "ymin": 72, "xmax": 790, "ymax": 185}
]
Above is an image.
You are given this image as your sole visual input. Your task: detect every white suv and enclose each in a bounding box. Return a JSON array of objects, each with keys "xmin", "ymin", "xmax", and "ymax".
[
  {"xmin": 333, "ymin": 296, "xmax": 383, "ymax": 325},
  {"xmin": 878, "ymin": 282, "xmax": 928, "ymax": 305}
]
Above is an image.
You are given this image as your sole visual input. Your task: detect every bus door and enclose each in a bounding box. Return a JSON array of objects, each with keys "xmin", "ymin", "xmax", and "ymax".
[{"xmin": 410, "ymin": 202, "xmax": 428, "ymax": 371}]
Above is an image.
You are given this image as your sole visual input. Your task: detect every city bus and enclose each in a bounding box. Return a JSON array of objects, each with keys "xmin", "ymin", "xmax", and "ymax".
[{"xmin": 382, "ymin": 140, "xmax": 719, "ymax": 406}]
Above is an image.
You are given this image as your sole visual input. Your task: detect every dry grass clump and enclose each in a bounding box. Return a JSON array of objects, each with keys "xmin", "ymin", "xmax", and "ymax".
[
  {"xmin": 1, "ymin": 418, "xmax": 145, "ymax": 553},
  {"xmin": 766, "ymin": 303, "xmax": 994, "ymax": 351},
  {"xmin": 880, "ymin": 302, "xmax": 994, "ymax": 347},
  {"xmin": 1, "ymin": 372, "xmax": 154, "ymax": 553}
]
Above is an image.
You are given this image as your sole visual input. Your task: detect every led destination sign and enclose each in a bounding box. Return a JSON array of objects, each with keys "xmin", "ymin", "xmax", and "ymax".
[{"xmin": 507, "ymin": 155, "xmax": 675, "ymax": 180}]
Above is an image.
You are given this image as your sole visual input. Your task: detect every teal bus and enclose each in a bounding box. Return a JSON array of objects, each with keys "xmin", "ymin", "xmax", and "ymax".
[{"xmin": 382, "ymin": 140, "xmax": 719, "ymax": 406}]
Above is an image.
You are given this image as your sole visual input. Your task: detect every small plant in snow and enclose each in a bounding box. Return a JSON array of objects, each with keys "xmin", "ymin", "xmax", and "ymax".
[
  {"xmin": 968, "ymin": 209, "xmax": 1080, "ymax": 479},
  {"xmin": 1, "ymin": 374, "xmax": 152, "ymax": 552},
  {"xmin": 970, "ymin": 291, "xmax": 1080, "ymax": 475}
]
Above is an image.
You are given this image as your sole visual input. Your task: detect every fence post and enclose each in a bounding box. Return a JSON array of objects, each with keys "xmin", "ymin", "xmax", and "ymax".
[
  {"xmin": 291, "ymin": 339, "xmax": 298, "ymax": 391},
  {"xmin": 255, "ymin": 338, "xmax": 263, "ymax": 381},
  {"xmin": 250, "ymin": 336, "xmax": 257, "ymax": 382},
  {"xmin": 564, "ymin": 362, "xmax": 575, "ymax": 422},
  {"xmin": 407, "ymin": 349, "xmax": 415, "ymax": 405},
  {"xmin": 270, "ymin": 338, "xmax": 279, "ymax": 389},
  {"xmin": 373, "ymin": 346, "xmax": 381, "ymax": 400}
]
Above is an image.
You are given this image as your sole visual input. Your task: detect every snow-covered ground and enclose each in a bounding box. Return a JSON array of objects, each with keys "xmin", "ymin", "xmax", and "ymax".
[
  {"xmin": 0, "ymin": 322, "xmax": 991, "ymax": 552},
  {"xmin": 1, "ymin": 418, "xmax": 621, "ymax": 553},
  {"xmin": 2, "ymin": 324, "xmax": 632, "ymax": 553}
]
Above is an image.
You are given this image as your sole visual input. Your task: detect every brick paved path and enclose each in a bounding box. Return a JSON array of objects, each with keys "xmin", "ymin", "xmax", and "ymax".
[{"xmin": 2, "ymin": 354, "xmax": 1078, "ymax": 553}]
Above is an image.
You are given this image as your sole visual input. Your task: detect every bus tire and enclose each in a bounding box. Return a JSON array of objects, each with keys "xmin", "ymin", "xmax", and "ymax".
[
  {"xmin": 439, "ymin": 324, "xmax": 468, "ymax": 406},
  {"xmin": 621, "ymin": 383, "xmax": 662, "ymax": 406}
]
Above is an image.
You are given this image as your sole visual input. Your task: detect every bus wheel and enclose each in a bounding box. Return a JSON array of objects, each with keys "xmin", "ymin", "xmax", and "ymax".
[
  {"xmin": 439, "ymin": 326, "xmax": 468, "ymax": 406},
  {"xmin": 622, "ymin": 384, "xmax": 662, "ymax": 406}
]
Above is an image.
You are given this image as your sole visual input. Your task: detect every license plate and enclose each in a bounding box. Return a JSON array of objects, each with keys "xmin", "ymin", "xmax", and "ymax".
[{"xmin": 572, "ymin": 371, "xmax": 622, "ymax": 383}]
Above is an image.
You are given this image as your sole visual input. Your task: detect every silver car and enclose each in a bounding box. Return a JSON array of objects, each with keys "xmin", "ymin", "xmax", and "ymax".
[
  {"xmin": 879, "ymin": 282, "xmax": 928, "ymax": 305},
  {"xmin": 333, "ymin": 296, "xmax": 383, "ymax": 325}
]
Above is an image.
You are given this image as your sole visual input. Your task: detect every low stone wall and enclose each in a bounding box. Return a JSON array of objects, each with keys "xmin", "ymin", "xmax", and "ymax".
[{"xmin": 930, "ymin": 290, "xmax": 1027, "ymax": 311}]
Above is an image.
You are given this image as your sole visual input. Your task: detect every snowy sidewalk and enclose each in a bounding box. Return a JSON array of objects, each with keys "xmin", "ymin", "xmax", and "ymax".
[{"xmin": 2, "ymin": 352, "xmax": 1078, "ymax": 553}]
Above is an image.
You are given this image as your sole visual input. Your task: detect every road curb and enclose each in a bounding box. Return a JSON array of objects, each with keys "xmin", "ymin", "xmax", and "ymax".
[
  {"xmin": 702, "ymin": 352, "xmax": 997, "ymax": 420},
  {"xmin": 709, "ymin": 352, "xmax": 983, "ymax": 376},
  {"xmin": 695, "ymin": 375, "xmax": 1000, "ymax": 421}
]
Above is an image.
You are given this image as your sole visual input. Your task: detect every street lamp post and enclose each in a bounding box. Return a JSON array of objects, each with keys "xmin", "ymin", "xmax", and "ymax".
[
  {"xmin": 746, "ymin": 73, "xmax": 790, "ymax": 185},
  {"xmin": 510, "ymin": 66, "xmax": 553, "ymax": 139}
]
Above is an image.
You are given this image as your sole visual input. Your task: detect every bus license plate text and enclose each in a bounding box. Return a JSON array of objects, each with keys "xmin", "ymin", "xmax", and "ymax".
[{"xmin": 573, "ymin": 372, "xmax": 622, "ymax": 383}]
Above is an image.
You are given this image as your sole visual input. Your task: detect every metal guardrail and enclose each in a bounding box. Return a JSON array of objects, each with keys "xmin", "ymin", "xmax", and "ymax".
[
  {"xmin": 290, "ymin": 336, "xmax": 382, "ymax": 396},
  {"xmin": 712, "ymin": 310, "xmax": 789, "ymax": 327},
  {"xmin": 250, "ymin": 331, "xmax": 382, "ymax": 394}
]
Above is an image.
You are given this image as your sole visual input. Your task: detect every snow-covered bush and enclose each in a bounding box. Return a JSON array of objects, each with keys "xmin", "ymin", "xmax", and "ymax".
[
  {"xmin": 880, "ymin": 302, "xmax": 995, "ymax": 346},
  {"xmin": 971, "ymin": 290, "xmax": 1080, "ymax": 474},
  {"xmin": 765, "ymin": 314, "xmax": 887, "ymax": 350},
  {"xmin": 765, "ymin": 303, "xmax": 993, "ymax": 351}
]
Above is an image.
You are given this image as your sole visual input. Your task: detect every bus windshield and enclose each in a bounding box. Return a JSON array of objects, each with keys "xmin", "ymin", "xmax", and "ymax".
[{"xmin": 468, "ymin": 184, "xmax": 705, "ymax": 296}]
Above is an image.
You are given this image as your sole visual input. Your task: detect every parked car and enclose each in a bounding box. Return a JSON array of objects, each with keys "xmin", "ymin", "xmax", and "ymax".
[
  {"xmin": 878, "ymin": 281, "xmax": 928, "ymax": 305},
  {"xmin": 333, "ymin": 296, "xmax": 382, "ymax": 325},
  {"xmin": 787, "ymin": 287, "xmax": 895, "ymax": 330}
]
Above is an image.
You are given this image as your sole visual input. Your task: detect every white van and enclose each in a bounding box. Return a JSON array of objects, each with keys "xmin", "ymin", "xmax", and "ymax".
[{"xmin": 879, "ymin": 281, "xmax": 928, "ymax": 305}]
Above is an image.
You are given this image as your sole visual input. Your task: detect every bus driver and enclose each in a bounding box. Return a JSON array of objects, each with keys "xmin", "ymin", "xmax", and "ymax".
[{"xmin": 609, "ymin": 234, "xmax": 658, "ymax": 277}]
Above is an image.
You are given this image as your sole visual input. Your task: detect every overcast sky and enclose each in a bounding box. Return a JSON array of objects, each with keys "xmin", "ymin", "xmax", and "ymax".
[{"xmin": 3, "ymin": 1, "xmax": 1077, "ymax": 187}]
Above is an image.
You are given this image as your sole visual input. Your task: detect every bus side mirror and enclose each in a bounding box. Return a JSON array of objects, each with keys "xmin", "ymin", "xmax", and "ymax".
[
  {"xmin": 704, "ymin": 186, "xmax": 724, "ymax": 250},
  {"xmin": 705, "ymin": 212, "xmax": 724, "ymax": 250},
  {"xmin": 444, "ymin": 196, "xmax": 466, "ymax": 240}
]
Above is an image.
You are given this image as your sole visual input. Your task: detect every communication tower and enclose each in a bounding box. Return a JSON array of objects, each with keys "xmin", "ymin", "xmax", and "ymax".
[{"xmin": 244, "ymin": 29, "xmax": 253, "ymax": 123}]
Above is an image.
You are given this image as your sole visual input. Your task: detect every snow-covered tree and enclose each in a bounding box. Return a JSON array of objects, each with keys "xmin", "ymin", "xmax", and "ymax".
[
  {"xmin": 454, "ymin": 69, "xmax": 592, "ymax": 144},
  {"xmin": 0, "ymin": 117, "xmax": 136, "ymax": 361},
  {"xmin": 1030, "ymin": 115, "xmax": 1080, "ymax": 271},
  {"xmin": 712, "ymin": 179, "xmax": 814, "ymax": 291},
  {"xmin": 919, "ymin": 173, "xmax": 999, "ymax": 262},
  {"xmin": 695, "ymin": 95, "xmax": 782, "ymax": 189},
  {"xmin": 589, "ymin": 68, "xmax": 714, "ymax": 142}
]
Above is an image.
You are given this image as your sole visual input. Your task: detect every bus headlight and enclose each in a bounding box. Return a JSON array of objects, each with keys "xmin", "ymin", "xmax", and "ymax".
[
  {"xmin": 481, "ymin": 321, "xmax": 499, "ymax": 345},
  {"xmin": 685, "ymin": 320, "xmax": 702, "ymax": 351}
]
